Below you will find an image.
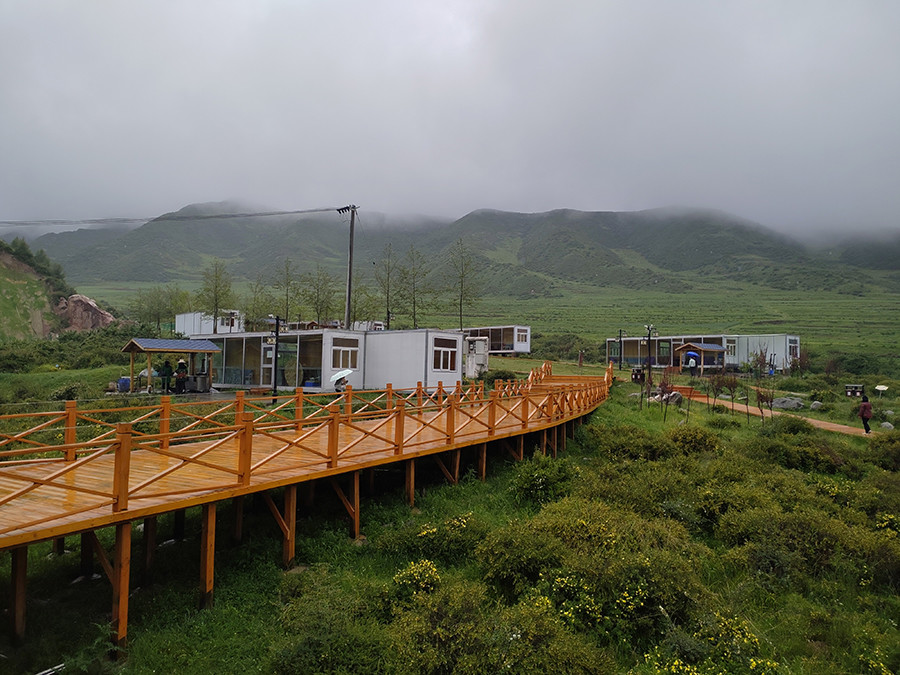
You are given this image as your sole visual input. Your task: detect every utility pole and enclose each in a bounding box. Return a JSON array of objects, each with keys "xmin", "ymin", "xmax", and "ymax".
[{"xmin": 337, "ymin": 205, "xmax": 358, "ymax": 330}]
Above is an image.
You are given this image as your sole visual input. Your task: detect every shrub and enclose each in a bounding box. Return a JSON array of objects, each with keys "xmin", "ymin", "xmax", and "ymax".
[
  {"xmin": 509, "ymin": 451, "xmax": 580, "ymax": 506},
  {"xmin": 490, "ymin": 594, "xmax": 614, "ymax": 674},
  {"xmin": 387, "ymin": 580, "xmax": 490, "ymax": 673},
  {"xmin": 761, "ymin": 415, "xmax": 815, "ymax": 436},
  {"xmin": 271, "ymin": 565, "xmax": 390, "ymax": 674},
  {"xmin": 867, "ymin": 429, "xmax": 900, "ymax": 471},
  {"xmin": 476, "ymin": 521, "xmax": 565, "ymax": 601},
  {"xmin": 581, "ymin": 422, "xmax": 675, "ymax": 461},
  {"xmin": 665, "ymin": 425, "xmax": 719, "ymax": 455},
  {"xmin": 376, "ymin": 511, "xmax": 489, "ymax": 565},
  {"xmin": 706, "ymin": 416, "xmax": 741, "ymax": 430},
  {"xmin": 392, "ymin": 559, "xmax": 441, "ymax": 601}
]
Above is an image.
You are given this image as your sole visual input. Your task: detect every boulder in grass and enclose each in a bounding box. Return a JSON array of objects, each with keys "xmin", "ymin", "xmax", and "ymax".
[{"xmin": 772, "ymin": 397, "xmax": 804, "ymax": 410}]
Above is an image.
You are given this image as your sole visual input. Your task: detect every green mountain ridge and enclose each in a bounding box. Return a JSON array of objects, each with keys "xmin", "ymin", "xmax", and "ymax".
[{"xmin": 31, "ymin": 204, "xmax": 897, "ymax": 297}]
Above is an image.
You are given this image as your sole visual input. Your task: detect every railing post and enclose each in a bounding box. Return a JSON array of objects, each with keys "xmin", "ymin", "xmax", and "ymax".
[
  {"xmin": 235, "ymin": 390, "xmax": 245, "ymax": 416},
  {"xmin": 416, "ymin": 382, "xmax": 423, "ymax": 409},
  {"xmin": 113, "ymin": 423, "xmax": 132, "ymax": 513},
  {"xmin": 488, "ymin": 390, "xmax": 498, "ymax": 436},
  {"xmin": 521, "ymin": 394, "xmax": 529, "ymax": 428},
  {"xmin": 294, "ymin": 388, "xmax": 304, "ymax": 431},
  {"xmin": 160, "ymin": 396, "xmax": 171, "ymax": 450},
  {"xmin": 64, "ymin": 400, "xmax": 77, "ymax": 461},
  {"xmin": 327, "ymin": 404, "xmax": 340, "ymax": 468},
  {"xmin": 446, "ymin": 393, "xmax": 456, "ymax": 444},
  {"xmin": 437, "ymin": 381, "xmax": 444, "ymax": 406},
  {"xmin": 238, "ymin": 412, "xmax": 253, "ymax": 486},
  {"xmin": 393, "ymin": 401, "xmax": 405, "ymax": 455},
  {"xmin": 344, "ymin": 385, "xmax": 353, "ymax": 416},
  {"xmin": 386, "ymin": 383, "xmax": 393, "ymax": 410}
]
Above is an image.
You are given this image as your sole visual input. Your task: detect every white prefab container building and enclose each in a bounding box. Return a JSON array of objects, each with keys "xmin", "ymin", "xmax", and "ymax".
[
  {"xmin": 175, "ymin": 311, "xmax": 243, "ymax": 336},
  {"xmin": 179, "ymin": 317, "xmax": 464, "ymax": 392},
  {"xmin": 606, "ymin": 332, "xmax": 800, "ymax": 373},
  {"xmin": 462, "ymin": 325, "xmax": 531, "ymax": 355},
  {"xmin": 363, "ymin": 329, "xmax": 463, "ymax": 390}
]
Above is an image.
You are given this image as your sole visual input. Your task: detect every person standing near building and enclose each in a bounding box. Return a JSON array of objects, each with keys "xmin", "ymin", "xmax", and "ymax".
[
  {"xmin": 688, "ymin": 356, "xmax": 697, "ymax": 378},
  {"xmin": 174, "ymin": 359, "xmax": 188, "ymax": 394},
  {"xmin": 159, "ymin": 360, "xmax": 174, "ymax": 394},
  {"xmin": 858, "ymin": 395, "xmax": 873, "ymax": 434}
]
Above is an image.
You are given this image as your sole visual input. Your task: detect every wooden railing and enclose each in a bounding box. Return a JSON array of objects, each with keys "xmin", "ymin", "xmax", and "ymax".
[{"xmin": 0, "ymin": 362, "xmax": 613, "ymax": 543}]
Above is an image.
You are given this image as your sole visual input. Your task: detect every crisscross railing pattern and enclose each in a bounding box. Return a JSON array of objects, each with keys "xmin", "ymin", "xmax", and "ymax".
[{"xmin": 0, "ymin": 362, "xmax": 613, "ymax": 549}]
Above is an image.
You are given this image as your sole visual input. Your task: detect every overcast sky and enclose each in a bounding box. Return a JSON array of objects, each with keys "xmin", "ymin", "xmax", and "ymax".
[{"xmin": 1, "ymin": 1, "xmax": 898, "ymax": 237}]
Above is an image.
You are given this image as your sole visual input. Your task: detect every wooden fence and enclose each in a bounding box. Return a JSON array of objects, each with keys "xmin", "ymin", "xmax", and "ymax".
[{"xmin": 1, "ymin": 362, "xmax": 613, "ymax": 649}]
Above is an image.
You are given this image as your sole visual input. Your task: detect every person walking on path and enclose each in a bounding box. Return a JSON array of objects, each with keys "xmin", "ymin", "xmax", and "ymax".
[{"xmin": 858, "ymin": 395, "xmax": 873, "ymax": 434}]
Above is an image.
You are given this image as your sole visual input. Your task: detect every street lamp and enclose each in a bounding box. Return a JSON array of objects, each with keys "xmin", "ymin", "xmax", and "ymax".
[
  {"xmin": 268, "ymin": 314, "xmax": 280, "ymax": 404},
  {"xmin": 643, "ymin": 324, "xmax": 658, "ymax": 382},
  {"xmin": 617, "ymin": 329, "xmax": 627, "ymax": 370}
]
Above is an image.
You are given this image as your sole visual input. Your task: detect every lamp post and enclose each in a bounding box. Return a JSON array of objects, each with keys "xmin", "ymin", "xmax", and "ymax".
[
  {"xmin": 268, "ymin": 314, "xmax": 280, "ymax": 404},
  {"xmin": 643, "ymin": 324, "xmax": 656, "ymax": 383},
  {"xmin": 618, "ymin": 329, "xmax": 627, "ymax": 370}
]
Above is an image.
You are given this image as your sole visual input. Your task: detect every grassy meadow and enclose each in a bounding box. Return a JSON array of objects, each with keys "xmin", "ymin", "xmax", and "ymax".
[{"xmin": 1, "ymin": 380, "xmax": 897, "ymax": 674}]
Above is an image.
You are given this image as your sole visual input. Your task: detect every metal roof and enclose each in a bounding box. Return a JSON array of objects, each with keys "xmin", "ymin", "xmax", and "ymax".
[
  {"xmin": 675, "ymin": 342, "xmax": 726, "ymax": 352},
  {"xmin": 121, "ymin": 338, "xmax": 221, "ymax": 354}
]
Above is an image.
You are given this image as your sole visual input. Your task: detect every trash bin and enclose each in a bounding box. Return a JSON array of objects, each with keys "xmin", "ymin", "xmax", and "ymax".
[
  {"xmin": 631, "ymin": 368, "xmax": 645, "ymax": 384},
  {"xmin": 845, "ymin": 384, "xmax": 864, "ymax": 397},
  {"xmin": 117, "ymin": 377, "xmax": 130, "ymax": 393}
]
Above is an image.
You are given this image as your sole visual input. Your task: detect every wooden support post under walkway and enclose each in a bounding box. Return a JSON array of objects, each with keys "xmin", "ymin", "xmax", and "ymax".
[
  {"xmin": 433, "ymin": 449, "xmax": 461, "ymax": 486},
  {"xmin": 329, "ymin": 472, "xmax": 361, "ymax": 539},
  {"xmin": 111, "ymin": 523, "xmax": 131, "ymax": 651},
  {"xmin": 263, "ymin": 487, "xmax": 298, "ymax": 568},
  {"xmin": 10, "ymin": 546, "xmax": 26, "ymax": 645},
  {"xmin": 477, "ymin": 443, "xmax": 487, "ymax": 480},
  {"xmin": 406, "ymin": 459, "xmax": 415, "ymax": 506},
  {"xmin": 199, "ymin": 504, "xmax": 215, "ymax": 609}
]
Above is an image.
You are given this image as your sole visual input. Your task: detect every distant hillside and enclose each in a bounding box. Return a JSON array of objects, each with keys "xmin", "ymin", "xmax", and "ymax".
[
  {"xmin": 0, "ymin": 250, "xmax": 53, "ymax": 339},
  {"xmin": 33, "ymin": 203, "xmax": 896, "ymax": 298}
]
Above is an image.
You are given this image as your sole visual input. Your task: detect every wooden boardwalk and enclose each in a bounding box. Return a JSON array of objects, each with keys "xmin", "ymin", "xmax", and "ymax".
[{"xmin": 1, "ymin": 363, "xmax": 612, "ymax": 648}]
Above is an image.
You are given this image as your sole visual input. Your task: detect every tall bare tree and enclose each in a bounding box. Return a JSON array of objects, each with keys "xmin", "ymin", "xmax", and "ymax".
[
  {"xmin": 195, "ymin": 259, "xmax": 235, "ymax": 333},
  {"xmin": 447, "ymin": 238, "xmax": 481, "ymax": 330},
  {"xmin": 240, "ymin": 274, "xmax": 277, "ymax": 331},
  {"xmin": 300, "ymin": 264, "xmax": 339, "ymax": 325},
  {"xmin": 373, "ymin": 243, "xmax": 399, "ymax": 329},
  {"xmin": 271, "ymin": 257, "xmax": 302, "ymax": 323},
  {"xmin": 398, "ymin": 244, "xmax": 436, "ymax": 329}
]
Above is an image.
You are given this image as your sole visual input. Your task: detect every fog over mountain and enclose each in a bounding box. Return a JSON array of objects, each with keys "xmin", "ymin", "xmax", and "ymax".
[{"xmin": 2, "ymin": 2, "xmax": 899, "ymax": 239}]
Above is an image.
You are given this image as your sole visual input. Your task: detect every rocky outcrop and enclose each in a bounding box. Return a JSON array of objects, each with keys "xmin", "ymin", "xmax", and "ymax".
[{"xmin": 55, "ymin": 294, "xmax": 115, "ymax": 332}]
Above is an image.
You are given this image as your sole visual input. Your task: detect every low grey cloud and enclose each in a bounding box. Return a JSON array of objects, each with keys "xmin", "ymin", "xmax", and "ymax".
[{"xmin": 1, "ymin": 0, "xmax": 898, "ymax": 237}]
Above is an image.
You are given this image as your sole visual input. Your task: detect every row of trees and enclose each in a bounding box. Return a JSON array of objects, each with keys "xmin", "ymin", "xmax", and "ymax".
[{"xmin": 131, "ymin": 238, "xmax": 482, "ymax": 334}]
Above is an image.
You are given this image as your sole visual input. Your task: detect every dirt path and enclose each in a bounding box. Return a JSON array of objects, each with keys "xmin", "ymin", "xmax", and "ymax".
[{"xmin": 678, "ymin": 390, "xmax": 871, "ymax": 437}]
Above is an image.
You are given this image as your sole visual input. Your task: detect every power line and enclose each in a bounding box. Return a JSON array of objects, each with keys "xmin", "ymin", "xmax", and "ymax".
[{"xmin": 0, "ymin": 207, "xmax": 346, "ymax": 228}]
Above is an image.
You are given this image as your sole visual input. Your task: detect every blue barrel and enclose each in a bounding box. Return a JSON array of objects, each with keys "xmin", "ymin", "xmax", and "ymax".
[{"xmin": 117, "ymin": 377, "xmax": 130, "ymax": 393}]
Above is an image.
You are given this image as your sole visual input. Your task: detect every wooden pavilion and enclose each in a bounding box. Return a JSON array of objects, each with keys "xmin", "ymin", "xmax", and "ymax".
[
  {"xmin": 674, "ymin": 342, "xmax": 726, "ymax": 375},
  {"xmin": 121, "ymin": 338, "xmax": 220, "ymax": 393}
]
